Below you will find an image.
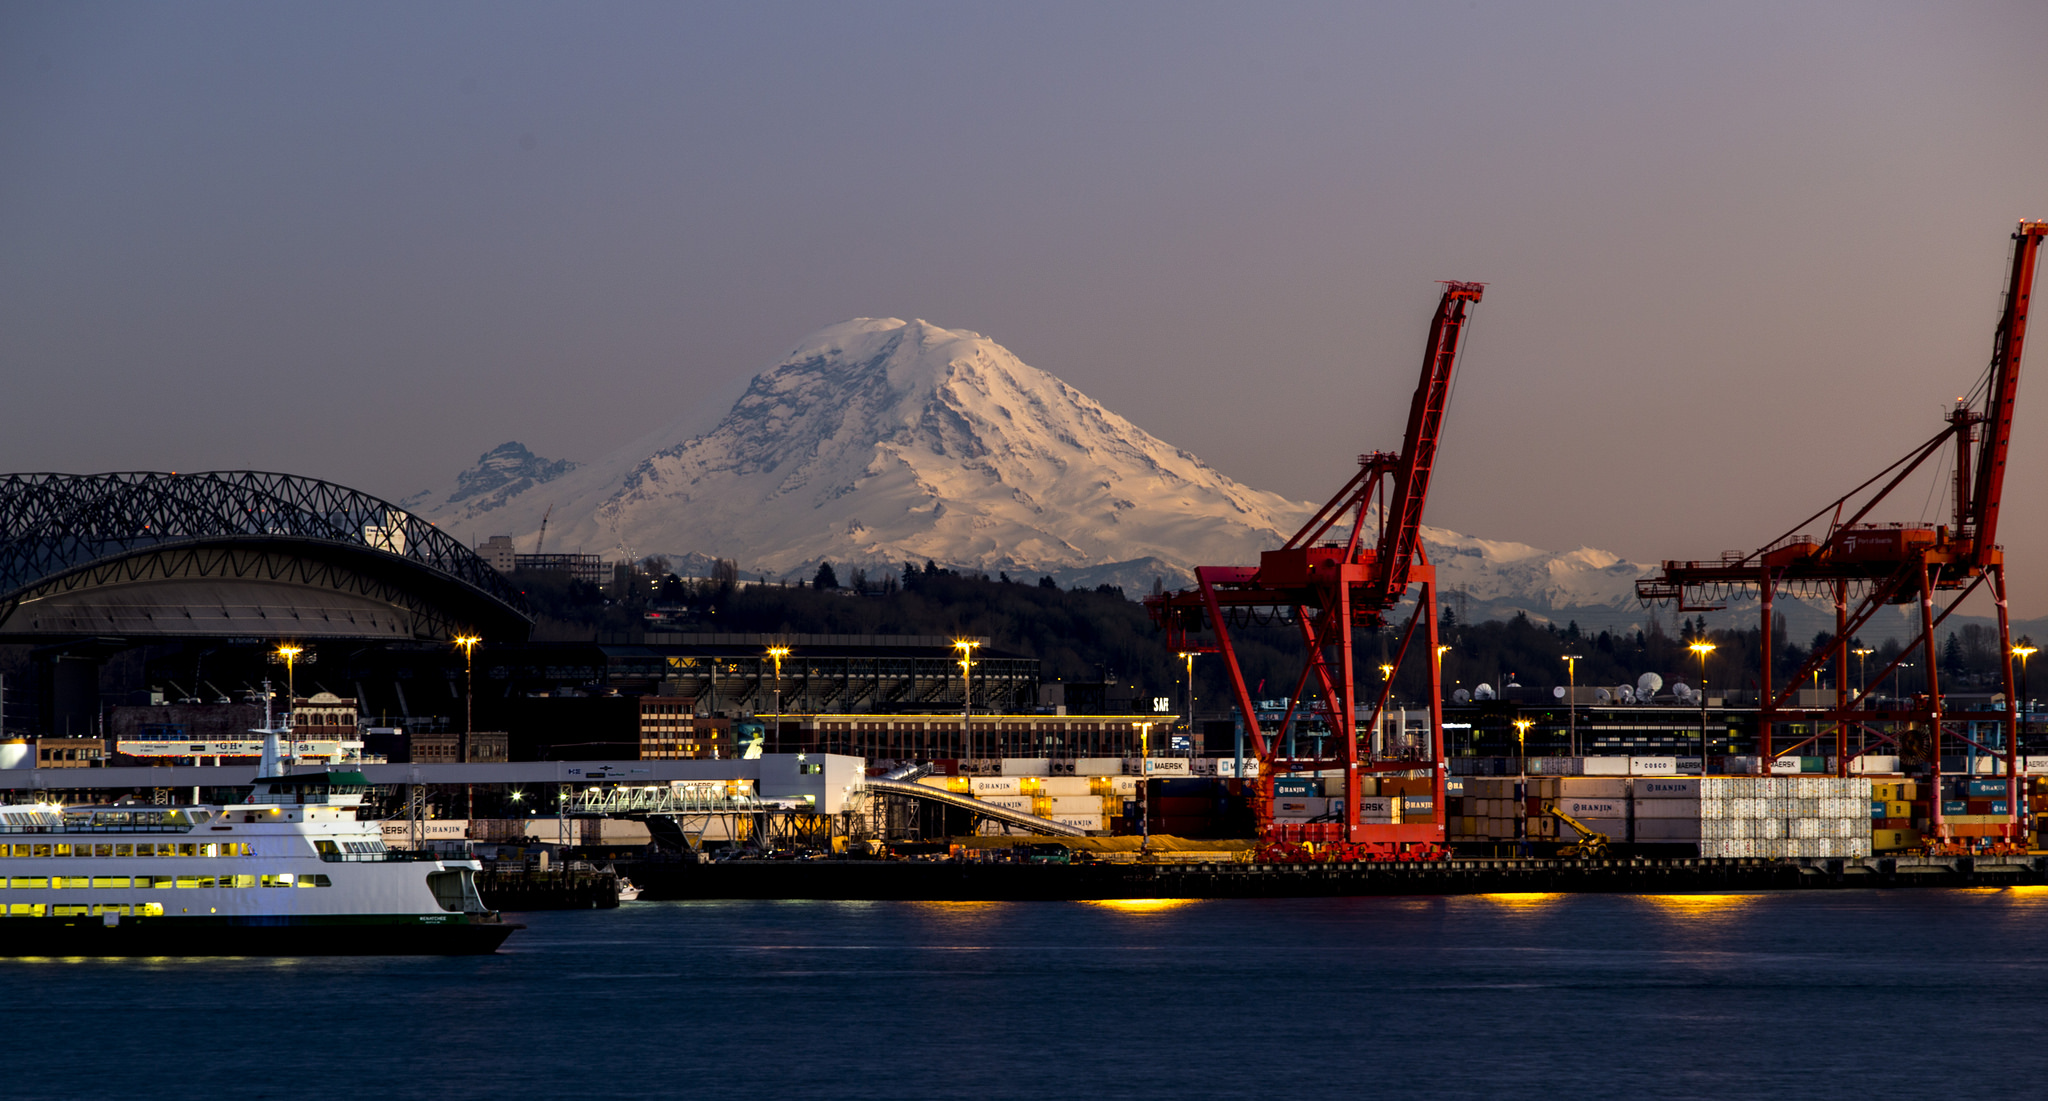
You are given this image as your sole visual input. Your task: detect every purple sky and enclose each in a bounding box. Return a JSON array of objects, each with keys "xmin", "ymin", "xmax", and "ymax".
[{"xmin": 6, "ymin": 3, "xmax": 2048, "ymax": 610}]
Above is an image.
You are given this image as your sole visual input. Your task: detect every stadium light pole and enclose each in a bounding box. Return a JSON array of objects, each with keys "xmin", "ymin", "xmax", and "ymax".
[
  {"xmin": 953, "ymin": 640, "xmax": 980, "ymax": 763},
  {"xmin": 2014, "ymin": 639, "xmax": 2037, "ymax": 753},
  {"xmin": 454, "ymin": 635, "xmax": 482, "ymax": 736}
]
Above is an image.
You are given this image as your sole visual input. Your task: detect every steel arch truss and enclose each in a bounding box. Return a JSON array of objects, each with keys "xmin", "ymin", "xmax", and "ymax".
[{"xmin": 0, "ymin": 470, "xmax": 531, "ymax": 640}]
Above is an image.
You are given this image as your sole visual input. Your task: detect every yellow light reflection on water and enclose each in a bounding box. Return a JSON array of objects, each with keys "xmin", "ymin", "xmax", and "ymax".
[
  {"xmin": 1476, "ymin": 892, "xmax": 1564, "ymax": 908},
  {"xmin": 1637, "ymin": 893, "xmax": 1761, "ymax": 918},
  {"xmin": 1086, "ymin": 898, "xmax": 1200, "ymax": 912}
]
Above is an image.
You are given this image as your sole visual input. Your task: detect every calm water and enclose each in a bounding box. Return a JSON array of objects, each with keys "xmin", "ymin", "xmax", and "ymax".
[{"xmin": 9, "ymin": 890, "xmax": 2048, "ymax": 1099}]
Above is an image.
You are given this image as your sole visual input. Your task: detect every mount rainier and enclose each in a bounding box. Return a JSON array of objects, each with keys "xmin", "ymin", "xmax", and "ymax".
[{"xmin": 404, "ymin": 317, "xmax": 1660, "ymax": 628}]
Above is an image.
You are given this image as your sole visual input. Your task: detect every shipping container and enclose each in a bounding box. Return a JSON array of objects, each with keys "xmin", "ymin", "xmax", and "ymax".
[
  {"xmin": 1559, "ymin": 798, "xmax": 1625, "ymax": 818},
  {"xmin": 1629, "ymin": 756, "xmax": 1678, "ymax": 775},
  {"xmin": 1634, "ymin": 818, "xmax": 1702, "ymax": 841},
  {"xmin": 1002, "ymin": 758, "xmax": 1052, "ymax": 776},
  {"xmin": 1560, "ymin": 777, "xmax": 1627, "ymax": 799},
  {"xmin": 1582, "ymin": 757, "xmax": 1629, "ymax": 776},
  {"xmin": 1633, "ymin": 800, "xmax": 1699, "ymax": 820},
  {"xmin": 970, "ymin": 777, "xmax": 1022, "ymax": 796},
  {"xmin": 1274, "ymin": 777, "xmax": 1322, "ymax": 797},
  {"xmin": 1036, "ymin": 777, "xmax": 1095, "ymax": 797},
  {"xmin": 980, "ymin": 795, "xmax": 1033, "ymax": 812},
  {"xmin": 1635, "ymin": 778, "xmax": 1701, "ymax": 799}
]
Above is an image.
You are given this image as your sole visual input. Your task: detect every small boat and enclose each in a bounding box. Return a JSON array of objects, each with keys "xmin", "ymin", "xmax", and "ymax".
[{"xmin": 616, "ymin": 876, "xmax": 642, "ymax": 902}]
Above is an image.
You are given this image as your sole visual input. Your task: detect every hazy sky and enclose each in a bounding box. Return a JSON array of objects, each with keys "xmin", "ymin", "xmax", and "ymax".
[{"xmin": 6, "ymin": 3, "xmax": 2048, "ymax": 609}]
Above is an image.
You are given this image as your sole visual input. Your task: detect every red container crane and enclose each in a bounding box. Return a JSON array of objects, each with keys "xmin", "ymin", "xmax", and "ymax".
[
  {"xmin": 1637, "ymin": 221, "xmax": 2046, "ymax": 847},
  {"xmin": 1147, "ymin": 281, "xmax": 1485, "ymax": 861}
]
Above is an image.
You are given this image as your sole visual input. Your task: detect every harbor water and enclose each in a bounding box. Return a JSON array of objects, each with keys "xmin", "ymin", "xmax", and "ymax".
[{"xmin": 10, "ymin": 890, "xmax": 2048, "ymax": 1099}]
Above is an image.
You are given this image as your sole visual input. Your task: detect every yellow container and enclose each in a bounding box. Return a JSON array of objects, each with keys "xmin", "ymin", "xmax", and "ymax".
[
  {"xmin": 946, "ymin": 776, "xmax": 971, "ymax": 794},
  {"xmin": 1871, "ymin": 828, "xmax": 1921, "ymax": 851},
  {"xmin": 1871, "ymin": 782, "xmax": 1900, "ymax": 801},
  {"xmin": 1885, "ymin": 800, "xmax": 1913, "ymax": 819}
]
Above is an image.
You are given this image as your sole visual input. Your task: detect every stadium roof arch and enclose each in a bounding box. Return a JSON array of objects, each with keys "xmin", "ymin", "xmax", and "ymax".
[{"xmin": 0, "ymin": 471, "xmax": 532, "ymax": 643}]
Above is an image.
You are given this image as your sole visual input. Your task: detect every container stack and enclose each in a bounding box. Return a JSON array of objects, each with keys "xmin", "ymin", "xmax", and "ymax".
[
  {"xmin": 1557, "ymin": 777, "xmax": 1627, "ymax": 843},
  {"xmin": 1699, "ymin": 776, "xmax": 1872, "ymax": 858},
  {"xmin": 1631, "ymin": 777, "xmax": 1700, "ymax": 847},
  {"xmin": 1449, "ymin": 777, "xmax": 1557, "ymax": 842},
  {"xmin": 1869, "ymin": 779, "xmax": 1919, "ymax": 851}
]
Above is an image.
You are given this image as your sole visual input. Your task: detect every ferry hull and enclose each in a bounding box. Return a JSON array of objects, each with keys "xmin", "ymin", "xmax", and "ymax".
[{"xmin": 0, "ymin": 914, "xmax": 519, "ymax": 956}]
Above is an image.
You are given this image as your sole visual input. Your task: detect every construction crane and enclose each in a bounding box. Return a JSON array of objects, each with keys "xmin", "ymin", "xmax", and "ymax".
[
  {"xmin": 1543, "ymin": 802, "xmax": 1610, "ymax": 860},
  {"xmin": 1147, "ymin": 281, "xmax": 1485, "ymax": 862},
  {"xmin": 533, "ymin": 503, "xmax": 553, "ymax": 557},
  {"xmin": 1637, "ymin": 222, "xmax": 2046, "ymax": 844}
]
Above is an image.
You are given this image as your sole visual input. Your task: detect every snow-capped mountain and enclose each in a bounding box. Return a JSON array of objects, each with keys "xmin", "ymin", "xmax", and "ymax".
[{"xmin": 405, "ymin": 317, "xmax": 1663, "ymax": 625}]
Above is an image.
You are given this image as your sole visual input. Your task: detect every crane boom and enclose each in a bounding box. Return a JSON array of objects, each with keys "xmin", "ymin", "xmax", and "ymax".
[
  {"xmin": 1966, "ymin": 222, "xmax": 2047, "ymax": 563},
  {"xmin": 1375, "ymin": 281, "xmax": 1485, "ymax": 604}
]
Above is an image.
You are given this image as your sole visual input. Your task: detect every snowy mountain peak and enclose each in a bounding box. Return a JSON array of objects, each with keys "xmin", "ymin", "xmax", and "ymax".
[
  {"xmin": 593, "ymin": 317, "xmax": 1308, "ymax": 574},
  {"xmin": 405, "ymin": 317, "xmax": 1664, "ymax": 627}
]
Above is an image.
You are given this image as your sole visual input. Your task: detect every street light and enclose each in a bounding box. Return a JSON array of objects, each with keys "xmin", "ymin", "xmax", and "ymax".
[
  {"xmin": 1561, "ymin": 654, "xmax": 1583, "ymax": 757},
  {"xmin": 1512, "ymin": 717, "xmax": 1534, "ymax": 779},
  {"xmin": 1688, "ymin": 640, "xmax": 1715, "ymax": 764},
  {"xmin": 1852, "ymin": 647, "xmax": 1874, "ymax": 753},
  {"xmin": 1177, "ymin": 650, "xmax": 1199, "ymax": 759},
  {"xmin": 453, "ymin": 634, "xmax": 482, "ymax": 736},
  {"xmin": 766, "ymin": 645, "xmax": 790, "ymax": 754},
  {"xmin": 2014, "ymin": 638, "xmax": 2037, "ymax": 751},
  {"xmin": 953, "ymin": 640, "xmax": 980, "ymax": 762}
]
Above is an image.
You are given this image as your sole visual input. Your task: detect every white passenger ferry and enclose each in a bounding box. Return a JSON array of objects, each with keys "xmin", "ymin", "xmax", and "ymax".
[{"xmin": 0, "ymin": 757, "xmax": 517, "ymax": 955}]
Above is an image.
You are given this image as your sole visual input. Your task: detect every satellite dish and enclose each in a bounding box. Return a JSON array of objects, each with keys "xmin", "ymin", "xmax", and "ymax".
[
  {"xmin": 1617, "ymin": 685, "xmax": 1636, "ymax": 703},
  {"xmin": 1638, "ymin": 672, "xmax": 1664, "ymax": 695},
  {"xmin": 1595, "ymin": 687, "xmax": 1613, "ymax": 703},
  {"xmin": 1673, "ymin": 683, "xmax": 1694, "ymax": 703},
  {"xmin": 1553, "ymin": 686, "xmax": 1567, "ymax": 699},
  {"xmin": 1474, "ymin": 683, "xmax": 1495, "ymax": 700},
  {"xmin": 1452, "ymin": 689, "xmax": 1471, "ymax": 704}
]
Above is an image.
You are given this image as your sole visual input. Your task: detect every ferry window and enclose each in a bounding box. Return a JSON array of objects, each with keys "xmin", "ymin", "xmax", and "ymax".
[
  {"xmin": 137, "ymin": 902, "xmax": 164, "ymax": 917},
  {"xmin": 134, "ymin": 844, "xmax": 155, "ymax": 857},
  {"xmin": 113, "ymin": 844, "xmax": 132, "ymax": 857},
  {"xmin": 57, "ymin": 876, "xmax": 87, "ymax": 889},
  {"xmin": 8, "ymin": 903, "xmax": 46, "ymax": 916},
  {"xmin": 302, "ymin": 875, "xmax": 331, "ymax": 887},
  {"xmin": 53, "ymin": 904, "xmax": 87, "ymax": 917},
  {"xmin": 261, "ymin": 874, "xmax": 292, "ymax": 888},
  {"xmin": 10, "ymin": 877, "xmax": 48, "ymax": 889},
  {"xmin": 31, "ymin": 845, "xmax": 49, "ymax": 858},
  {"xmin": 91, "ymin": 876, "xmax": 129, "ymax": 889},
  {"xmin": 53, "ymin": 844, "xmax": 71, "ymax": 857},
  {"xmin": 175, "ymin": 876, "xmax": 200, "ymax": 889},
  {"xmin": 315, "ymin": 840, "xmax": 338, "ymax": 854},
  {"xmin": 93, "ymin": 844, "xmax": 114, "ymax": 857},
  {"xmin": 176, "ymin": 844, "xmax": 198, "ymax": 857},
  {"xmin": 92, "ymin": 904, "xmax": 129, "ymax": 917},
  {"xmin": 232, "ymin": 874, "xmax": 256, "ymax": 889}
]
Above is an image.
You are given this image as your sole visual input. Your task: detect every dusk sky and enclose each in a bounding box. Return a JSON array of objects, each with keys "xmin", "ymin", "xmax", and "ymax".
[{"xmin": 6, "ymin": 3, "xmax": 2048, "ymax": 609}]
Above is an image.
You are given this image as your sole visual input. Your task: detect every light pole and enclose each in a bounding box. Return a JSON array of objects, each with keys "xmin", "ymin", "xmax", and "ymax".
[
  {"xmin": 1561, "ymin": 654, "xmax": 1582, "ymax": 757},
  {"xmin": 2014, "ymin": 638, "xmax": 2037, "ymax": 752},
  {"xmin": 765, "ymin": 645, "xmax": 790, "ymax": 754},
  {"xmin": 1177, "ymin": 650, "xmax": 1198, "ymax": 759},
  {"xmin": 274, "ymin": 643, "xmax": 302, "ymax": 727},
  {"xmin": 953, "ymin": 640, "xmax": 980, "ymax": 762},
  {"xmin": 1512, "ymin": 717, "xmax": 1534, "ymax": 779},
  {"xmin": 454, "ymin": 635, "xmax": 481, "ymax": 737},
  {"xmin": 1852, "ymin": 646, "xmax": 1874, "ymax": 753},
  {"xmin": 1688, "ymin": 640, "xmax": 1715, "ymax": 764}
]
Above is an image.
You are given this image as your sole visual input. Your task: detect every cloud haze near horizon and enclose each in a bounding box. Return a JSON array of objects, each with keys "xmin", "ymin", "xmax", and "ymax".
[{"xmin": 5, "ymin": 2, "xmax": 2048, "ymax": 612}]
